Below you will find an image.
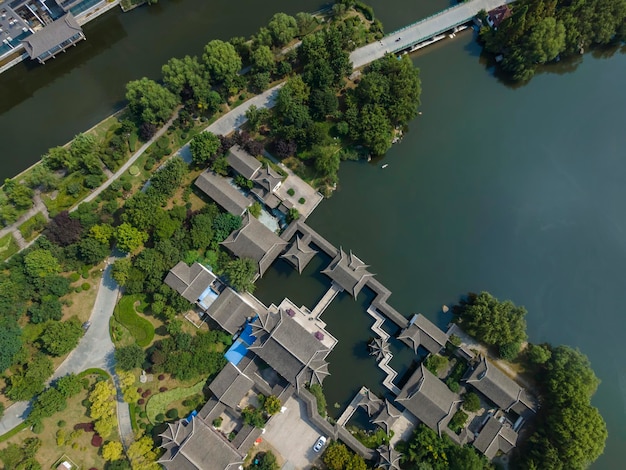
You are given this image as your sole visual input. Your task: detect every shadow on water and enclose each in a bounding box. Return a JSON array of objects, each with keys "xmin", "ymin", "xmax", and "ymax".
[{"xmin": 0, "ymin": 11, "xmax": 127, "ymax": 114}]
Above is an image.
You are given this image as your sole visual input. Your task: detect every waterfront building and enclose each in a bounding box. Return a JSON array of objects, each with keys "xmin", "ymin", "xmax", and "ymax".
[
  {"xmin": 397, "ymin": 313, "xmax": 449, "ymax": 355},
  {"xmin": 321, "ymin": 248, "xmax": 375, "ymax": 298},
  {"xmin": 194, "ymin": 170, "xmax": 253, "ymax": 217}
]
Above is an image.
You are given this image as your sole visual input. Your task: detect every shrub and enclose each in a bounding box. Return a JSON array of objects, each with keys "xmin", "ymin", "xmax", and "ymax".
[
  {"xmin": 91, "ymin": 434, "xmax": 103, "ymax": 447},
  {"xmin": 137, "ymin": 388, "xmax": 143, "ymax": 393},
  {"xmin": 308, "ymin": 384, "xmax": 327, "ymax": 417},
  {"xmin": 159, "ymin": 387, "xmax": 167, "ymax": 392},
  {"xmin": 448, "ymin": 410, "xmax": 468, "ymax": 433},
  {"xmin": 446, "ymin": 378, "xmax": 460, "ymax": 393},
  {"xmin": 155, "ymin": 413, "xmax": 165, "ymax": 423},
  {"xmin": 58, "ymin": 420, "xmax": 66, "ymax": 428},
  {"xmin": 139, "ymin": 422, "xmax": 146, "ymax": 429},
  {"xmin": 82, "ymin": 282, "xmax": 90, "ymax": 291},
  {"xmin": 298, "ymin": 197, "xmax": 306, "ymax": 204},
  {"xmin": 213, "ymin": 417, "xmax": 223, "ymax": 427},
  {"xmin": 31, "ymin": 421, "xmax": 44, "ymax": 434},
  {"xmin": 287, "ymin": 188, "xmax": 295, "ymax": 196},
  {"xmin": 158, "ymin": 374, "xmax": 165, "ymax": 381},
  {"xmin": 166, "ymin": 409, "xmax": 179, "ymax": 419},
  {"xmin": 139, "ymin": 411, "xmax": 147, "ymax": 418},
  {"xmin": 463, "ymin": 392, "xmax": 481, "ymax": 412},
  {"xmin": 138, "ymin": 399, "xmax": 145, "ymax": 405},
  {"xmin": 144, "ymin": 157, "xmax": 155, "ymax": 170},
  {"xmin": 74, "ymin": 422, "xmax": 95, "ymax": 432},
  {"xmin": 145, "ymin": 424, "xmax": 154, "ymax": 434},
  {"xmin": 69, "ymin": 272, "xmax": 81, "ymax": 282},
  {"xmin": 141, "ymin": 391, "xmax": 151, "ymax": 398}
]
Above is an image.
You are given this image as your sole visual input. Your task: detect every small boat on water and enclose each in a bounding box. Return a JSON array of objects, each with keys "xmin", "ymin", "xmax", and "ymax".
[{"xmin": 381, "ymin": 164, "xmax": 388, "ymax": 169}]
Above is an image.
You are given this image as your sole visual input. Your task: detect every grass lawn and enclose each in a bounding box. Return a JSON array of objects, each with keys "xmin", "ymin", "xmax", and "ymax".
[
  {"xmin": 0, "ymin": 373, "xmax": 118, "ymax": 469},
  {"xmin": 0, "ymin": 233, "xmax": 19, "ymax": 262},
  {"xmin": 145, "ymin": 380, "xmax": 205, "ymax": 423},
  {"xmin": 114, "ymin": 294, "xmax": 155, "ymax": 347},
  {"xmin": 18, "ymin": 212, "xmax": 47, "ymax": 241},
  {"xmin": 61, "ymin": 270, "xmax": 101, "ymax": 323}
]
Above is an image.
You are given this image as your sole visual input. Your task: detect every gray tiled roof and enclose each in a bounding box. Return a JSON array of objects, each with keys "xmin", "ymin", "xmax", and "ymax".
[
  {"xmin": 164, "ymin": 262, "xmax": 216, "ymax": 303},
  {"xmin": 472, "ymin": 415, "xmax": 518, "ymax": 459},
  {"xmin": 281, "ymin": 235, "xmax": 318, "ymax": 273},
  {"xmin": 372, "ymin": 400, "xmax": 401, "ymax": 434},
  {"xmin": 377, "ymin": 445, "xmax": 402, "ymax": 470},
  {"xmin": 209, "ymin": 362, "xmax": 254, "ymax": 409},
  {"xmin": 195, "ymin": 170, "xmax": 252, "ymax": 216},
  {"xmin": 397, "ymin": 314, "xmax": 449, "ymax": 355},
  {"xmin": 221, "ymin": 212, "xmax": 287, "ymax": 276},
  {"xmin": 321, "ymin": 248, "xmax": 375, "ymax": 298},
  {"xmin": 465, "ymin": 356, "xmax": 533, "ymax": 412},
  {"xmin": 206, "ymin": 287, "xmax": 258, "ymax": 335},
  {"xmin": 253, "ymin": 165, "xmax": 283, "ymax": 192},
  {"xmin": 228, "ymin": 145, "xmax": 262, "ymax": 180},
  {"xmin": 249, "ymin": 310, "xmax": 330, "ymax": 386},
  {"xmin": 396, "ymin": 364, "xmax": 457, "ymax": 431},
  {"xmin": 22, "ymin": 14, "xmax": 83, "ymax": 59},
  {"xmin": 159, "ymin": 417, "xmax": 244, "ymax": 470}
]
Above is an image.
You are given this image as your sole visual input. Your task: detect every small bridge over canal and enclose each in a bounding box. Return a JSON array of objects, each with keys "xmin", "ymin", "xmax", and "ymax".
[{"xmin": 350, "ymin": 0, "xmax": 515, "ymax": 68}]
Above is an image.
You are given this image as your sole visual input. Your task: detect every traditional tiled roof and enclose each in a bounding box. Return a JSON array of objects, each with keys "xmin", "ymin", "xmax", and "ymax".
[
  {"xmin": 321, "ymin": 248, "xmax": 375, "ymax": 298},
  {"xmin": 465, "ymin": 356, "xmax": 536, "ymax": 413},
  {"xmin": 281, "ymin": 235, "xmax": 318, "ymax": 274},
  {"xmin": 397, "ymin": 314, "xmax": 449, "ymax": 355},
  {"xmin": 159, "ymin": 417, "xmax": 244, "ymax": 470},
  {"xmin": 369, "ymin": 337, "xmax": 391, "ymax": 362},
  {"xmin": 206, "ymin": 287, "xmax": 258, "ymax": 335},
  {"xmin": 227, "ymin": 145, "xmax": 262, "ymax": 180},
  {"xmin": 358, "ymin": 389, "xmax": 383, "ymax": 416},
  {"xmin": 221, "ymin": 212, "xmax": 287, "ymax": 276},
  {"xmin": 372, "ymin": 400, "xmax": 401, "ymax": 434},
  {"xmin": 164, "ymin": 262, "xmax": 216, "ymax": 303},
  {"xmin": 248, "ymin": 310, "xmax": 331, "ymax": 389},
  {"xmin": 253, "ymin": 165, "xmax": 283, "ymax": 192},
  {"xmin": 195, "ymin": 170, "xmax": 252, "ymax": 216},
  {"xmin": 396, "ymin": 364, "xmax": 457, "ymax": 432},
  {"xmin": 209, "ymin": 362, "xmax": 254, "ymax": 409},
  {"xmin": 472, "ymin": 415, "xmax": 518, "ymax": 459},
  {"xmin": 377, "ymin": 445, "xmax": 402, "ymax": 470},
  {"xmin": 22, "ymin": 14, "xmax": 83, "ymax": 60}
]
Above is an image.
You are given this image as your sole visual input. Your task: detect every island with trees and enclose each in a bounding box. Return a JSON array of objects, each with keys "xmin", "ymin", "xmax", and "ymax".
[{"xmin": 479, "ymin": 0, "xmax": 626, "ymax": 81}]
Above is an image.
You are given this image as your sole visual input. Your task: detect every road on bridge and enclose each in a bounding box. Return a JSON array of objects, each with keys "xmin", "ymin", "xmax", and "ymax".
[{"xmin": 350, "ymin": 0, "xmax": 515, "ymax": 68}]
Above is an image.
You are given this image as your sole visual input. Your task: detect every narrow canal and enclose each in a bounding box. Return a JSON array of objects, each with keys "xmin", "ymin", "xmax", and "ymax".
[{"xmin": 2, "ymin": 1, "xmax": 625, "ymax": 468}]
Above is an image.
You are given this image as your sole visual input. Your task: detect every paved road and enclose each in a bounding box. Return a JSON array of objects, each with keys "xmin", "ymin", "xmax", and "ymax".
[
  {"xmin": 350, "ymin": 0, "xmax": 515, "ymax": 68},
  {"xmin": 0, "ymin": 252, "xmax": 129, "ymax": 438}
]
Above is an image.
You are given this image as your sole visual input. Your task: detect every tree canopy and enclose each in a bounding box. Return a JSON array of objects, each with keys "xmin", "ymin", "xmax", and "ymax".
[
  {"xmin": 202, "ymin": 40, "xmax": 242, "ymax": 88},
  {"xmin": 481, "ymin": 0, "xmax": 626, "ymax": 81},
  {"xmin": 456, "ymin": 292, "xmax": 527, "ymax": 359},
  {"xmin": 126, "ymin": 77, "xmax": 178, "ymax": 125},
  {"xmin": 190, "ymin": 132, "xmax": 221, "ymax": 166}
]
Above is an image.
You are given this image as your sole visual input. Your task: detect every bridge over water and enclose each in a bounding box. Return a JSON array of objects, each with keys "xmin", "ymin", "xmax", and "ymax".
[{"xmin": 350, "ymin": 0, "xmax": 515, "ymax": 68}]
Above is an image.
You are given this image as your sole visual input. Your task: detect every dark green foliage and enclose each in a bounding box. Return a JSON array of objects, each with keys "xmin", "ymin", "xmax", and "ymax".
[
  {"xmin": 344, "ymin": 54, "xmax": 421, "ymax": 155},
  {"xmin": 166, "ymin": 408, "xmax": 179, "ymax": 419},
  {"xmin": 527, "ymin": 342, "xmax": 552, "ymax": 364},
  {"xmin": 28, "ymin": 296, "xmax": 63, "ymax": 323},
  {"xmin": 28, "ymin": 387, "xmax": 67, "ymax": 423},
  {"xmin": 308, "ymin": 384, "xmax": 327, "ymax": 417},
  {"xmin": 398, "ymin": 424, "xmax": 490, "ymax": 470},
  {"xmin": 3, "ymin": 178, "xmax": 35, "ymax": 210},
  {"xmin": 55, "ymin": 373, "xmax": 84, "ymax": 398},
  {"xmin": 39, "ymin": 317, "xmax": 83, "ymax": 356},
  {"xmin": 247, "ymin": 451, "xmax": 279, "ymax": 470},
  {"xmin": 456, "ymin": 292, "xmax": 527, "ymax": 360},
  {"xmin": 202, "ymin": 40, "xmax": 242, "ymax": 88},
  {"xmin": 241, "ymin": 406, "xmax": 266, "ymax": 428},
  {"xmin": 299, "ymin": 26, "xmax": 352, "ymax": 91},
  {"xmin": 6, "ymin": 353, "xmax": 54, "ymax": 401},
  {"xmin": 0, "ymin": 438, "xmax": 41, "ymax": 470},
  {"xmin": 115, "ymin": 343, "xmax": 146, "ymax": 371},
  {"xmin": 223, "ymin": 257, "xmax": 257, "ymax": 293},
  {"xmin": 424, "ymin": 354, "xmax": 448, "ymax": 375},
  {"xmin": 212, "ymin": 213, "xmax": 242, "ymax": 243},
  {"xmin": 480, "ymin": 0, "xmax": 626, "ymax": 81},
  {"xmin": 310, "ymin": 89, "xmax": 339, "ymax": 121},
  {"xmin": 446, "ymin": 378, "xmax": 460, "ymax": 393},
  {"xmin": 448, "ymin": 409, "xmax": 468, "ymax": 433},
  {"xmin": 126, "ymin": 77, "xmax": 179, "ymax": 125},
  {"xmin": 77, "ymin": 237, "xmax": 110, "ymax": 265},
  {"xmin": 190, "ymin": 132, "xmax": 221, "ymax": 167},
  {"xmin": 463, "ymin": 392, "xmax": 481, "ymax": 412},
  {"xmin": 267, "ymin": 12, "xmax": 298, "ymax": 47},
  {"xmin": 322, "ymin": 441, "xmax": 367, "ymax": 470},
  {"xmin": 520, "ymin": 345, "xmax": 607, "ymax": 469},
  {"xmin": 0, "ymin": 317, "xmax": 22, "ymax": 372},
  {"xmin": 147, "ymin": 156, "xmax": 188, "ymax": 202}
]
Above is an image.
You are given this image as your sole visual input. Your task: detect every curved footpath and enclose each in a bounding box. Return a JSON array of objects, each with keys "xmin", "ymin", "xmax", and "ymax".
[{"xmin": 0, "ymin": 84, "xmax": 284, "ymax": 443}]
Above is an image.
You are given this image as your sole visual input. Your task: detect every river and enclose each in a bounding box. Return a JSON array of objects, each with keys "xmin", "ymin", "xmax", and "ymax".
[{"xmin": 2, "ymin": 1, "xmax": 625, "ymax": 468}]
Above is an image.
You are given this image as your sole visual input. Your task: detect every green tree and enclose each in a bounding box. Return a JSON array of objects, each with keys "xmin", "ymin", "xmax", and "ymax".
[
  {"xmin": 527, "ymin": 17, "xmax": 566, "ymax": 63},
  {"xmin": 55, "ymin": 373, "xmax": 83, "ymax": 398},
  {"xmin": 115, "ymin": 343, "xmax": 146, "ymax": 371},
  {"xmin": 462, "ymin": 392, "xmax": 481, "ymax": 412},
  {"xmin": 267, "ymin": 13, "xmax": 298, "ymax": 47},
  {"xmin": 223, "ymin": 257, "xmax": 257, "ymax": 293},
  {"xmin": 295, "ymin": 12, "xmax": 318, "ymax": 36},
  {"xmin": 90, "ymin": 224, "xmax": 115, "ymax": 245},
  {"xmin": 323, "ymin": 442, "xmax": 366, "ymax": 470},
  {"xmin": 190, "ymin": 132, "xmax": 221, "ymax": 166},
  {"xmin": 24, "ymin": 249, "xmax": 61, "ymax": 278},
  {"xmin": 458, "ymin": 291, "xmax": 527, "ymax": 359},
  {"xmin": 78, "ymin": 237, "xmax": 110, "ymax": 265},
  {"xmin": 126, "ymin": 77, "xmax": 178, "ymax": 125},
  {"xmin": 189, "ymin": 213, "xmax": 215, "ymax": 250},
  {"xmin": 3, "ymin": 179, "xmax": 35, "ymax": 210},
  {"xmin": 250, "ymin": 45, "xmax": 275, "ymax": 74},
  {"xmin": 202, "ymin": 40, "xmax": 242, "ymax": 87},
  {"xmin": 147, "ymin": 156, "xmax": 188, "ymax": 201},
  {"xmin": 102, "ymin": 441, "xmax": 124, "ymax": 461},
  {"xmin": 111, "ymin": 258, "xmax": 132, "ymax": 286},
  {"xmin": 115, "ymin": 223, "xmax": 148, "ymax": 253},
  {"xmin": 424, "ymin": 354, "xmax": 449, "ymax": 376},
  {"xmin": 162, "ymin": 55, "xmax": 204, "ymax": 97},
  {"xmin": 6, "ymin": 353, "xmax": 53, "ymax": 401},
  {"xmin": 40, "ymin": 317, "xmax": 83, "ymax": 356},
  {"xmin": 28, "ymin": 387, "xmax": 67, "ymax": 423},
  {"xmin": 43, "ymin": 146, "xmax": 74, "ymax": 170},
  {"xmin": 263, "ymin": 395, "xmax": 281, "ymax": 415},
  {"xmin": 0, "ymin": 318, "xmax": 22, "ymax": 372},
  {"xmin": 127, "ymin": 436, "xmax": 160, "ymax": 470}
]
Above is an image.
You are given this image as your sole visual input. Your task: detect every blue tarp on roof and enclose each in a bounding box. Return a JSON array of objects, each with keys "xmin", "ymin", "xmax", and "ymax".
[
  {"xmin": 224, "ymin": 319, "xmax": 258, "ymax": 365},
  {"xmin": 198, "ymin": 287, "xmax": 218, "ymax": 309}
]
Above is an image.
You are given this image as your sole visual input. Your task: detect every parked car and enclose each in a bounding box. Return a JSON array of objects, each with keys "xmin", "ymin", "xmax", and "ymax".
[
  {"xmin": 313, "ymin": 436, "xmax": 327, "ymax": 453},
  {"xmin": 82, "ymin": 321, "xmax": 91, "ymax": 331}
]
